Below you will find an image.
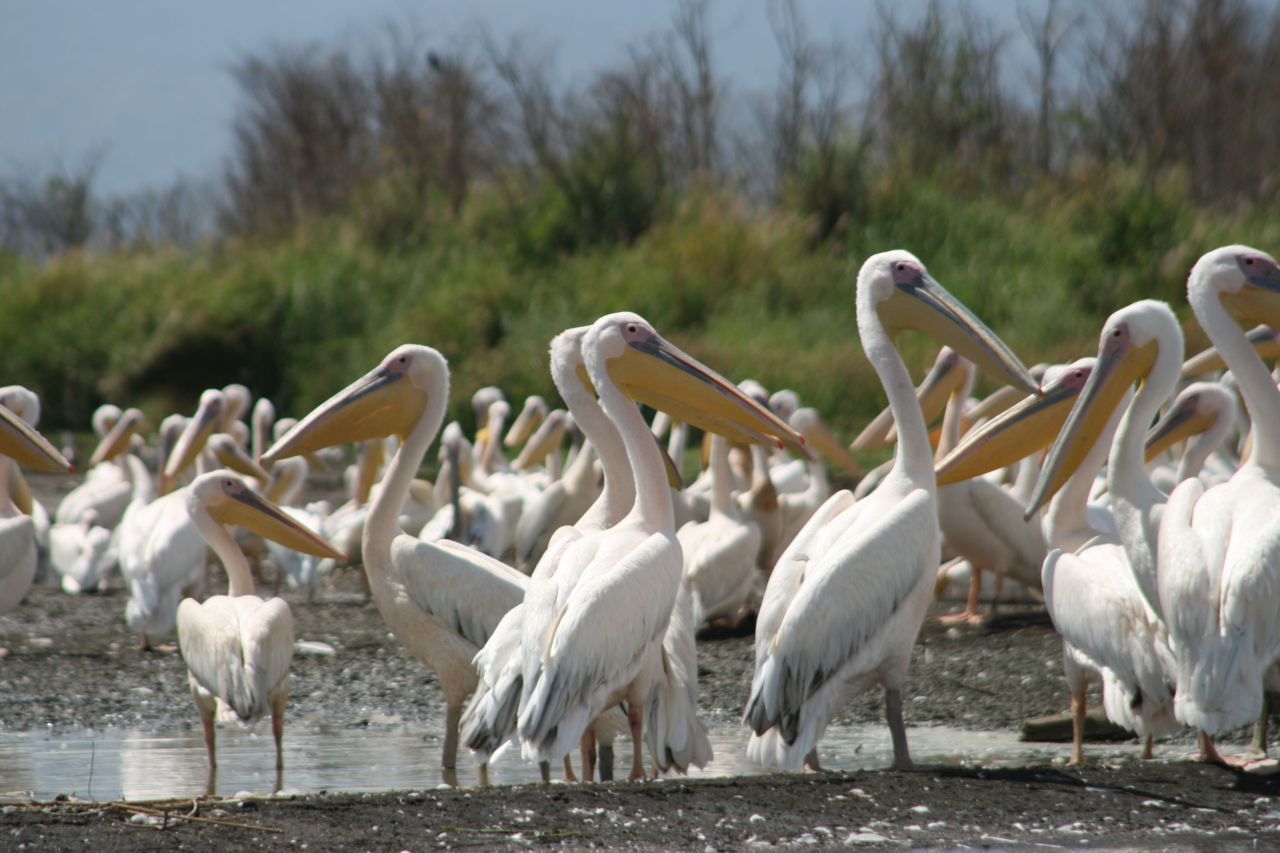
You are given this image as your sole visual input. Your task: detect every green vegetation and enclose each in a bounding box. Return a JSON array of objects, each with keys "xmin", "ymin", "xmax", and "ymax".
[{"xmin": 4, "ymin": 165, "xmax": 1279, "ymax": 440}]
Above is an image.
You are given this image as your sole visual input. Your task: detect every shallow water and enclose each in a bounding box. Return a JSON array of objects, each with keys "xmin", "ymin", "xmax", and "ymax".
[{"xmin": 0, "ymin": 718, "xmax": 1195, "ymax": 801}]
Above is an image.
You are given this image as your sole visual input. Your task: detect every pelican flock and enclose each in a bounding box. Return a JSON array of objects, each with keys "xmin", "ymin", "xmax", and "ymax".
[{"xmin": 12, "ymin": 241, "xmax": 1280, "ymax": 797}]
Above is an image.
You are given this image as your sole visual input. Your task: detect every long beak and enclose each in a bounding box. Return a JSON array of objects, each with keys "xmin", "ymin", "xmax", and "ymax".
[
  {"xmin": 88, "ymin": 408, "xmax": 145, "ymax": 467},
  {"xmin": 796, "ymin": 409, "xmax": 862, "ymax": 478},
  {"xmin": 935, "ymin": 370, "xmax": 1088, "ymax": 486},
  {"xmin": 0, "ymin": 404, "xmax": 72, "ymax": 473},
  {"xmin": 209, "ymin": 434, "xmax": 273, "ymax": 483},
  {"xmin": 10, "ymin": 467, "xmax": 34, "ymax": 515},
  {"xmin": 210, "ymin": 487, "xmax": 345, "ymax": 561},
  {"xmin": 165, "ymin": 399, "xmax": 222, "ymax": 481},
  {"xmin": 607, "ymin": 335, "xmax": 807, "ymax": 456},
  {"xmin": 964, "ymin": 385, "xmax": 1025, "ymax": 424},
  {"xmin": 1145, "ymin": 397, "xmax": 1216, "ymax": 462},
  {"xmin": 1223, "ymin": 266, "xmax": 1280, "ymax": 328},
  {"xmin": 504, "ymin": 398, "xmax": 546, "ymax": 448},
  {"xmin": 1025, "ymin": 340, "xmax": 1157, "ymax": 518},
  {"xmin": 513, "ymin": 411, "xmax": 568, "ymax": 470},
  {"xmin": 879, "ymin": 272, "xmax": 1039, "ymax": 395},
  {"xmin": 262, "ymin": 365, "xmax": 424, "ymax": 465},
  {"xmin": 850, "ymin": 404, "xmax": 897, "ymax": 452},
  {"xmin": 655, "ymin": 434, "xmax": 683, "ymax": 489},
  {"xmin": 355, "ymin": 439, "xmax": 387, "ymax": 505},
  {"xmin": 1182, "ymin": 326, "xmax": 1280, "ymax": 376}
]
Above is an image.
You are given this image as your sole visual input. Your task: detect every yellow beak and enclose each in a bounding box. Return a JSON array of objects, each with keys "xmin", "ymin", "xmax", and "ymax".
[
  {"xmin": 0, "ymin": 404, "xmax": 72, "ymax": 473},
  {"xmin": 210, "ymin": 486, "xmax": 345, "ymax": 561},
  {"xmin": 165, "ymin": 397, "xmax": 223, "ymax": 482},
  {"xmin": 795, "ymin": 408, "xmax": 862, "ymax": 478},
  {"xmin": 263, "ymin": 365, "xmax": 425, "ymax": 465},
  {"xmin": 877, "ymin": 271, "xmax": 1040, "ymax": 396},
  {"xmin": 208, "ymin": 434, "xmax": 273, "ymax": 483},
  {"xmin": 1025, "ymin": 339, "xmax": 1158, "ymax": 518},
  {"xmin": 87, "ymin": 408, "xmax": 146, "ymax": 468},
  {"xmin": 504, "ymin": 397, "xmax": 547, "ymax": 449},
  {"xmin": 1145, "ymin": 395, "xmax": 1218, "ymax": 462},
  {"xmin": 606, "ymin": 334, "xmax": 807, "ymax": 457},
  {"xmin": 935, "ymin": 362, "xmax": 1092, "ymax": 486},
  {"xmin": 513, "ymin": 410, "xmax": 568, "ymax": 470},
  {"xmin": 1182, "ymin": 326, "xmax": 1280, "ymax": 376}
]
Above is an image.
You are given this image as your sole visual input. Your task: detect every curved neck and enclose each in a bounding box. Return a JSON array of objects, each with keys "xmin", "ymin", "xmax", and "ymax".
[
  {"xmin": 1044, "ymin": 392, "xmax": 1129, "ymax": 550},
  {"xmin": 555, "ymin": 370, "xmax": 633, "ymax": 529},
  {"xmin": 594, "ymin": 368, "xmax": 672, "ymax": 532},
  {"xmin": 1179, "ymin": 412, "xmax": 1232, "ymax": 481},
  {"xmin": 1110, "ymin": 358, "xmax": 1179, "ymax": 512},
  {"xmin": 366, "ymin": 389, "xmax": 449, "ymax": 569},
  {"xmin": 859, "ymin": 307, "xmax": 934, "ymax": 486},
  {"xmin": 1194, "ymin": 290, "xmax": 1280, "ymax": 470},
  {"xmin": 709, "ymin": 435, "xmax": 733, "ymax": 514},
  {"xmin": 194, "ymin": 508, "xmax": 255, "ymax": 597}
]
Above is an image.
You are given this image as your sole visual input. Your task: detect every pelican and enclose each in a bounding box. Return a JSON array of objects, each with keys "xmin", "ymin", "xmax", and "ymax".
[
  {"xmin": 176, "ymin": 470, "xmax": 343, "ymax": 774},
  {"xmin": 0, "ymin": 388, "xmax": 53, "ymax": 572},
  {"xmin": 1020, "ymin": 302, "xmax": 1185, "ymax": 762},
  {"xmin": 464, "ymin": 325, "xmax": 639, "ymax": 782},
  {"xmin": 263, "ymin": 345, "xmax": 529, "ymax": 774},
  {"xmin": 678, "ymin": 434, "xmax": 762, "ymax": 630},
  {"xmin": 744, "ymin": 250, "xmax": 1037, "ymax": 772},
  {"xmin": 1159, "ymin": 246, "xmax": 1280, "ymax": 768},
  {"xmin": 0, "ymin": 403, "xmax": 73, "ymax": 620},
  {"xmin": 54, "ymin": 404, "xmax": 136, "ymax": 528},
  {"xmin": 517, "ymin": 312, "xmax": 803, "ymax": 779},
  {"xmin": 1145, "ymin": 381, "xmax": 1238, "ymax": 491},
  {"xmin": 926, "ymin": 349, "xmax": 1048, "ymax": 624}
]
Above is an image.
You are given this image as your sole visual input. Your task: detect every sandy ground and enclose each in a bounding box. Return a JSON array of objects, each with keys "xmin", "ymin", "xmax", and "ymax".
[{"xmin": 4, "ymin": 471, "xmax": 1280, "ymax": 848}]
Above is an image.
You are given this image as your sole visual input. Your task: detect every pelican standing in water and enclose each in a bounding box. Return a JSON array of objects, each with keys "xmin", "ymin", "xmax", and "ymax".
[
  {"xmin": 176, "ymin": 470, "xmax": 343, "ymax": 775},
  {"xmin": 745, "ymin": 250, "xmax": 1038, "ymax": 771},
  {"xmin": 517, "ymin": 312, "xmax": 804, "ymax": 780},
  {"xmin": 263, "ymin": 346, "xmax": 529, "ymax": 776},
  {"xmin": 1159, "ymin": 246, "xmax": 1280, "ymax": 769}
]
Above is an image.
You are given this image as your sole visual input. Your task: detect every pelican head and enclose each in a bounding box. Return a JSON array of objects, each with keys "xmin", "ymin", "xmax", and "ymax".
[
  {"xmin": 164, "ymin": 389, "xmax": 226, "ymax": 484},
  {"xmin": 935, "ymin": 358, "xmax": 1093, "ymax": 486},
  {"xmin": 0, "ymin": 403, "xmax": 72, "ymax": 474},
  {"xmin": 87, "ymin": 407, "xmax": 147, "ymax": 467},
  {"xmin": 1145, "ymin": 381, "xmax": 1238, "ymax": 462},
  {"xmin": 513, "ymin": 409, "xmax": 569, "ymax": 469},
  {"xmin": 472, "ymin": 386, "xmax": 505, "ymax": 428},
  {"xmin": 0, "ymin": 386, "xmax": 41, "ymax": 427},
  {"xmin": 187, "ymin": 470, "xmax": 344, "ymax": 561},
  {"xmin": 1025, "ymin": 300, "xmax": 1182, "ymax": 518},
  {"xmin": 220, "ymin": 383, "xmax": 252, "ymax": 429},
  {"xmin": 207, "ymin": 433, "xmax": 273, "ymax": 483},
  {"xmin": 860, "ymin": 250, "xmax": 1039, "ymax": 396},
  {"xmin": 262, "ymin": 345, "xmax": 449, "ymax": 464},
  {"xmin": 769, "ymin": 389, "xmax": 802, "ymax": 423},
  {"xmin": 1190, "ymin": 245, "xmax": 1280, "ymax": 328},
  {"xmin": 585, "ymin": 312, "xmax": 806, "ymax": 455},
  {"xmin": 91, "ymin": 404, "xmax": 124, "ymax": 439}
]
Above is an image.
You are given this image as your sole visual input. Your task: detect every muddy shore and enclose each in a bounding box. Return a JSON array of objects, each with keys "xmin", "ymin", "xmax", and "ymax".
[{"xmin": 5, "ymin": 473, "xmax": 1280, "ymax": 848}]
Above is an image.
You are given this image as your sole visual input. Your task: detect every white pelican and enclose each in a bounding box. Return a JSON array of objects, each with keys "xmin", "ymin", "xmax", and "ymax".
[
  {"xmin": 517, "ymin": 312, "xmax": 803, "ymax": 779},
  {"xmin": 0, "ymin": 403, "xmax": 73, "ymax": 619},
  {"xmin": 744, "ymin": 250, "xmax": 1037, "ymax": 771},
  {"xmin": 1020, "ymin": 303, "xmax": 1186, "ymax": 762},
  {"xmin": 924, "ymin": 349, "xmax": 1048, "ymax": 624},
  {"xmin": 1159, "ymin": 246, "xmax": 1280, "ymax": 768},
  {"xmin": 120, "ymin": 393, "xmax": 269, "ymax": 649},
  {"xmin": 678, "ymin": 434, "xmax": 761, "ymax": 629},
  {"xmin": 176, "ymin": 470, "xmax": 343, "ymax": 773},
  {"xmin": 464, "ymin": 325, "xmax": 639, "ymax": 782},
  {"xmin": 262, "ymin": 345, "xmax": 529, "ymax": 773},
  {"xmin": 1145, "ymin": 381, "xmax": 1238, "ymax": 491},
  {"xmin": 54, "ymin": 404, "xmax": 136, "ymax": 528}
]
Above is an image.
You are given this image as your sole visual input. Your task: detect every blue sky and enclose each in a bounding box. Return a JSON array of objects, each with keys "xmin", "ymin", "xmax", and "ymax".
[{"xmin": 4, "ymin": 1, "xmax": 1050, "ymax": 196}]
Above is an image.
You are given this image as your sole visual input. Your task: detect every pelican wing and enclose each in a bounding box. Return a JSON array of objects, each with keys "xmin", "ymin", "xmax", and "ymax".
[
  {"xmin": 1042, "ymin": 544, "xmax": 1173, "ymax": 735},
  {"xmin": 177, "ymin": 596, "xmax": 293, "ymax": 721},
  {"xmin": 393, "ymin": 535, "xmax": 527, "ymax": 650},
  {"xmin": 747, "ymin": 487, "xmax": 932, "ymax": 740},
  {"xmin": 520, "ymin": 531, "xmax": 681, "ymax": 758},
  {"xmin": 679, "ymin": 515, "xmax": 761, "ymax": 625},
  {"xmin": 753, "ymin": 489, "xmax": 858, "ymax": 676}
]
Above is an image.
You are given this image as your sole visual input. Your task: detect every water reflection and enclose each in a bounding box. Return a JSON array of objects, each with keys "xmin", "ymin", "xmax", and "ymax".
[{"xmin": 0, "ymin": 720, "xmax": 1194, "ymax": 801}]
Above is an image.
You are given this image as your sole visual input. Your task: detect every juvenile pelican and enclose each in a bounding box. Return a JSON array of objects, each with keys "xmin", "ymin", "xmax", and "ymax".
[
  {"xmin": 745, "ymin": 250, "xmax": 1037, "ymax": 771},
  {"xmin": 1159, "ymin": 246, "xmax": 1280, "ymax": 768},
  {"xmin": 176, "ymin": 470, "xmax": 343, "ymax": 774},
  {"xmin": 263, "ymin": 346, "xmax": 529, "ymax": 774}
]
